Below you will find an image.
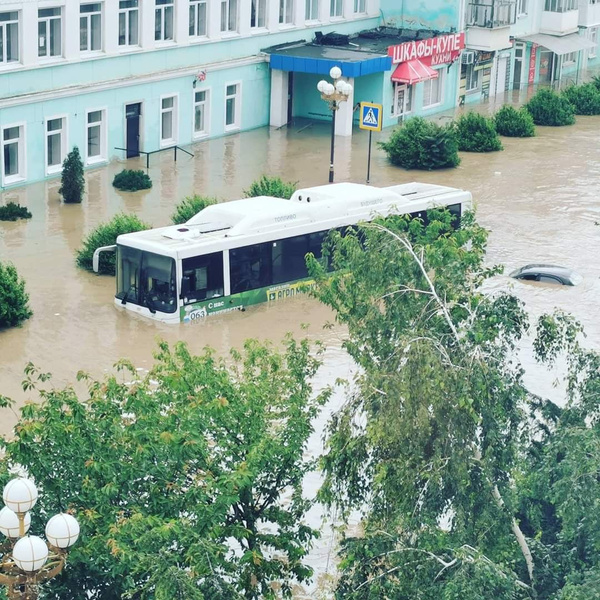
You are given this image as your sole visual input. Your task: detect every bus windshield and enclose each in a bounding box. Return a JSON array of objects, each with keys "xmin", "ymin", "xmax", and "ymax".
[{"xmin": 116, "ymin": 246, "xmax": 177, "ymax": 314}]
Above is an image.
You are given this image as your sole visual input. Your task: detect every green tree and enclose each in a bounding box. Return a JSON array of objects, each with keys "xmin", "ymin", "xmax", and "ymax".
[
  {"xmin": 59, "ymin": 146, "xmax": 85, "ymax": 204},
  {"xmin": 171, "ymin": 195, "xmax": 219, "ymax": 224},
  {"xmin": 455, "ymin": 111, "xmax": 503, "ymax": 152},
  {"xmin": 0, "ymin": 261, "xmax": 32, "ymax": 328},
  {"xmin": 243, "ymin": 175, "xmax": 297, "ymax": 200},
  {"xmin": 379, "ymin": 117, "xmax": 460, "ymax": 170},
  {"xmin": 0, "ymin": 336, "xmax": 329, "ymax": 599},
  {"xmin": 306, "ymin": 211, "xmax": 599, "ymax": 599}
]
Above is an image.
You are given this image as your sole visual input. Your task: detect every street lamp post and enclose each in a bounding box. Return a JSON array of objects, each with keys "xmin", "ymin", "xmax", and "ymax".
[
  {"xmin": 0, "ymin": 478, "xmax": 80, "ymax": 600},
  {"xmin": 317, "ymin": 66, "xmax": 353, "ymax": 183}
]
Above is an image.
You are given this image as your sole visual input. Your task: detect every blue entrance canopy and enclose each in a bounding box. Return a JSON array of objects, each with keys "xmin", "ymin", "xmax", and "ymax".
[{"xmin": 268, "ymin": 44, "xmax": 392, "ymax": 78}]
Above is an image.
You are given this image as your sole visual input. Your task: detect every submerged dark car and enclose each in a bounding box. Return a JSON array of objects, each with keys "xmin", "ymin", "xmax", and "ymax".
[{"xmin": 510, "ymin": 264, "xmax": 582, "ymax": 286}]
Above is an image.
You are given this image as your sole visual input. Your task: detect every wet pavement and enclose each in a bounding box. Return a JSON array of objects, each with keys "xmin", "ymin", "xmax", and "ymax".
[{"xmin": 1, "ymin": 96, "xmax": 599, "ymax": 595}]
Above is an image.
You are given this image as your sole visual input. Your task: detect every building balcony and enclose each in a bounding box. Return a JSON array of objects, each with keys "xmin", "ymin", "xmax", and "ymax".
[
  {"xmin": 466, "ymin": 0, "xmax": 516, "ymax": 29},
  {"xmin": 466, "ymin": 26, "xmax": 512, "ymax": 51},
  {"xmin": 578, "ymin": 0, "xmax": 600, "ymax": 28},
  {"xmin": 541, "ymin": 1, "xmax": 579, "ymax": 35}
]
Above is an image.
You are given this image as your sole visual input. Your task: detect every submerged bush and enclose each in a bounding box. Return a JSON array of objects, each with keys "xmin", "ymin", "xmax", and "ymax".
[
  {"xmin": 76, "ymin": 213, "xmax": 151, "ymax": 275},
  {"xmin": 171, "ymin": 195, "xmax": 219, "ymax": 224},
  {"xmin": 562, "ymin": 83, "xmax": 600, "ymax": 115},
  {"xmin": 0, "ymin": 202, "xmax": 32, "ymax": 221},
  {"xmin": 379, "ymin": 116, "xmax": 460, "ymax": 170},
  {"xmin": 0, "ymin": 262, "xmax": 32, "ymax": 328},
  {"xmin": 243, "ymin": 175, "xmax": 297, "ymax": 199},
  {"xmin": 113, "ymin": 169, "xmax": 152, "ymax": 192},
  {"xmin": 493, "ymin": 105, "xmax": 536, "ymax": 137},
  {"xmin": 455, "ymin": 111, "xmax": 503, "ymax": 152},
  {"xmin": 524, "ymin": 88, "xmax": 575, "ymax": 126}
]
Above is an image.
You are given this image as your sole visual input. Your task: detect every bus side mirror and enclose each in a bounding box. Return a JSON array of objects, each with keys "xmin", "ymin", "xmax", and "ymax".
[{"xmin": 181, "ymin": 276, "xmax": 191, "ymax": 298}]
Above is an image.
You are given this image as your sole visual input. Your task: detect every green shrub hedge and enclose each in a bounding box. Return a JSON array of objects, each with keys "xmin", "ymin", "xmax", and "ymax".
[
  {"xmin": 0, "ymin": 262, "xmax": 32, "ymax": 328},
  {"xmin": 562, "ymin": 83, "xmax": 600, "ymax": 115},
  {"xmin": 76, "ymin": 213, "xmax": 151, "ymax": 275},
  {"xmin": 524, "ymin": 88, "xmax": 575, "ymax": 126},
  {"xmin": 243, "ymin": 175, "xmax": 297, "ymax": 199},
  {"xmin": 171, "ymin": 195, "xmax": 219, "ymax": 224},
  {"xmin": 0, "ymin": 202, "xmax": 32, "ymax": 221},
  {"xmin": 455, "ymin": 111, "xmax": 503, "ymax": 152},
  {"xmin": 113, "ymin": 170, "xmax": 152, "ymax": 192},
  {"xmin": 493, "ymin": 105, "xmax": 536, "ymax": 137},
  {"xmin": 379, "ymin": 116, "xmax": 460, "ymax": 170}
]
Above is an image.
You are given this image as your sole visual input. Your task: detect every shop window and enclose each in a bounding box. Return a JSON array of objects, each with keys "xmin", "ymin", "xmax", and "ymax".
[
  {"xmin": 220, "ymin": 0, "xmax": 238, "ymax": 32},
  {"xmin": 0, "ymin": 12, "xmax": 19, "ymax": 64},
  {"xmin": 189, "ymin": 0, "xmax": 207, "ymax": 37},
  {"xmin": 251, "ymin": 0, "xmax": 266, "ymax": 28},
  {"xmin": 119, "ymin": 0, "xmax": 139, "ymax": 46},
  {"xmin": 465, "ymin": 64, "xmax": 480, "ymax": 92},
  {"xmin": 80, "ymin": 3, "xmax": 102, "ymax": 53},
  {"xmin": 422, "ymin": 69, "xmax": 443, "ymax": 108},
  {"xmin": 2, "ymin": 124, "xmax": 25, "ymax": 185},
  {"xmin": 155, "ymin": 0, "xmax": 174, "ymax": 42},
  {"xmin": 38, "ymin": 8, "xmax": 62, "ymax": 58},
  {"xmin": 391, "ymin": 83, "xmax": 412, "ymax": 117},
  {"xmin": 305, "ymin": 0, "xmax": 319, "ymax": 20}
]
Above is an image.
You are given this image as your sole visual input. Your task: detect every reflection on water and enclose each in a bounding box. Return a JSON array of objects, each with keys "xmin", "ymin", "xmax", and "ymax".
[{"xmin": 1, "ymin": 114, "xmax": 600, "ymax": 594}]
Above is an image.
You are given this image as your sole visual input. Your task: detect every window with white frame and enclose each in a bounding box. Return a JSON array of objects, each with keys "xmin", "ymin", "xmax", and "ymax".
[
  {"xmin": 590, "ymin": 27, "xmax": 598, "ymax": 58},
  {"xmin": 225, "ymin": 83, "xmax": 240, "ymax": 130},
  {"xmin": 38, "ymin": 8, "xmax": 62, "ymax": 58},
  {"xmin": 0, "ymin": 12, "xmax": 19, "ymax": 65},
  {"xmin": 251, "ymin": 0, "xmax": 266, "ymax": 28},
  {"xmin": 86, "ymin": 110, "xmax": 105, "ymax": 162},
  {"xmin": 2, "ymin": 125, "xmax": 24, "ymax": 183},
  {"xmin": 155, "ymin": 0, "xmax": 174, "ymax": 41},
  {"xmin": 220, "ymin": 0, "xmax": 238, "ymax": 32},
  {"xmin": 544, "ymin": 0, "xmax": 577, "ymax": 11},
  {"xmin": 193, "ymin": 90, "xmax": 209, "ymax": 137},
  {"xmin": 465, "ymin": 64, "xmax": 480, "ymax": 91},
  {"xmin": 46, "ymin": 117, "xmax": 66, "ymax": 173},
  {"xmin": 119, "ymin": 0, "xmax": 139, "ymax": 47},
  {"xmin": 422, "ymin": 69, "xmax": 443, "ymax": 108},
  {"xmin": 563, "ymin": 51, "xmax": 577, "ymax": 64},
  {"xmin": 305, "ymin": 0, "xmax": 318, "ymax": 20},
  {"xmin": 353, "ymin": 0, "xmax": 366, "ymax": 14},
  {"xmin": 517, "ymin": 0, "xmax": 527, "ymax": 15},
  {"xmin": 391, "ymin": 83, "xmax": 412, "ymax": 117},
  {"xmin": 280, "ymin": 0, "xmax": 294, "ymax": 23},
  {"xmin": 161, "ymin": 96, "xmax": 177, "ymax": 144},
  {"xmin": 330, "ymin": 0, "xmax": 343, "ymax": 17},
  {"xmin": 189, "ymin": 0, "xmax": 207, "ymax": 37},
  {"xmin": 80, "ymin": 3, "xmax": 102, "ymax": 53}
]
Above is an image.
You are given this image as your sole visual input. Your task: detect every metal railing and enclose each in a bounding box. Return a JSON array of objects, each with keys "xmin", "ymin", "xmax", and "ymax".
[
  {"xmin": 114, "ymin": 145, "xmax": 194, "ymax": 169},
  {"xmin": 467, "ymin": 0, "xmax": 517, "ymax": 28}
]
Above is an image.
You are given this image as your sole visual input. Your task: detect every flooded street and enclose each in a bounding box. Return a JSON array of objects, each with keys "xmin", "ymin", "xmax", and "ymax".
[{"xmin": 1, "ymin": 108, "xmax": 599, "ymax": 594}]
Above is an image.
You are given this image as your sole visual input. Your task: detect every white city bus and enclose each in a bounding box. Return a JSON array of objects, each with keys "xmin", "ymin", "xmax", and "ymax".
[{"xmin": 94, "ymin": 182, "xmax": 472, "ymax": 324}]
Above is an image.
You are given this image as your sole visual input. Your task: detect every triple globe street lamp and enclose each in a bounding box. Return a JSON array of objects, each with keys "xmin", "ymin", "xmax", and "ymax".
[
  {"xmin": 317, "ymin": 66, "xmax": 353, "ymax": 183},
  {"xmin": 0, "ymin": 478, "xmax": 80, "ymax": 600}
]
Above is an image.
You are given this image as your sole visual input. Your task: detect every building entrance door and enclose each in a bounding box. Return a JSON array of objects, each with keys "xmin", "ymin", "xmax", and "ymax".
[{"xmin": 125, "ymin": 103, "xmax": 141, "ymax": 158}]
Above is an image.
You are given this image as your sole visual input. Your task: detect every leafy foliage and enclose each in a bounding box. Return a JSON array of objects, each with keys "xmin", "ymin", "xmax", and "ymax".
[
  {"xmin": 494, "ymin": 105, "xmax": 536, "ymax": 137},
  {"xmin": 0, "ymin": 262, "xmax": 32, "ymax": 328},
  {"xmin": 590, "ymin": 75, "xmax": 600, "ymax": 91},
  {"xmin": 0, "ymin": 202, "xmax": 32, "ymax": 221},
  {"xmin": 76, "ymin": 213, "xmax": 150, "ymax": 275},
  {"xmin": 455, "ymin": 111, "xmax": 503, "ymax": 152},
  {"xmin": 524, "ymin": 88, "xmax": 576, "ymax": 126},
  {"xmin": 59, "ymin": 146, "xmax": 85, "ymax": 204},
  {"xmin": 243, "ymin": 175, "xmax": 297, "ymax": 200},
  {"xmin": 1, "ymin": 337, "xmax": 330, "ymax": 599},
  {"xmin": 562, "ymin": 83, "xmax": 600, "ymax": 115},
  {"xmin": 307, "ymin": 211, "xmax": 600, "ymax": 600},
  {"xmin": 112, "ymin": 169, "xmax": 153, "ymax": 192},
  {"xmin": 171, "ymin": 195, "xmax": 219, "ymax": 224},
  {"xmin": 379, "ymin": 117, "xmax": 460, "ymax": 170}
]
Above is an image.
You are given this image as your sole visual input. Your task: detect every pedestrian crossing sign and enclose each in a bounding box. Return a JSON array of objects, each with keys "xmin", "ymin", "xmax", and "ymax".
[{"xmin": 359, "ymin": 102, "xmax": 382, "ymax": 132}]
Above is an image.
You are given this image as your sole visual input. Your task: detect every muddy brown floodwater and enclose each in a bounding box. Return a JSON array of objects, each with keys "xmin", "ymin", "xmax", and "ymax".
[{"xmin": 1, "ymin": 107, "xmax": 599, "ymax": 595}]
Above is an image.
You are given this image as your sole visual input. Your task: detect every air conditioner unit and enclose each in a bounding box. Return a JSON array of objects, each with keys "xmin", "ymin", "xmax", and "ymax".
[{"xmin": 461, "ymin": 51, "xmax": 475, "ymax": 65}]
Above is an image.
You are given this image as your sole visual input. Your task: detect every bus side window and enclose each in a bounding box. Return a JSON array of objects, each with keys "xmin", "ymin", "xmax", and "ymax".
[
  {"xmin": 182, "ymin": 252, "xmax": 224, "ymax": 304},
  {"xmin": 447, "ymin": 203, "xmax": 461, "ymax": 229},
  {"xmin": 230, "ymin": 243, "xmax": 273, "ymax": 294}
]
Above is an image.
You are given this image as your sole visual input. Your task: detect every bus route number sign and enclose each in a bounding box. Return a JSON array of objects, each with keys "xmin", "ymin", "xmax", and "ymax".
[{"xmin": 359, "ymin": 102, "xmax": 382, "ymax": 132}]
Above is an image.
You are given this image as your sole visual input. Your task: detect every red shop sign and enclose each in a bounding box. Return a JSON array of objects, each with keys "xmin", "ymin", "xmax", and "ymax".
[
  {"xmin": 388, "ymin": 32, "xmax": 466, "ymax": 67},
  {"xmin": 528, "ymin": 44, "xmax": 537, "ymax": 85}
]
